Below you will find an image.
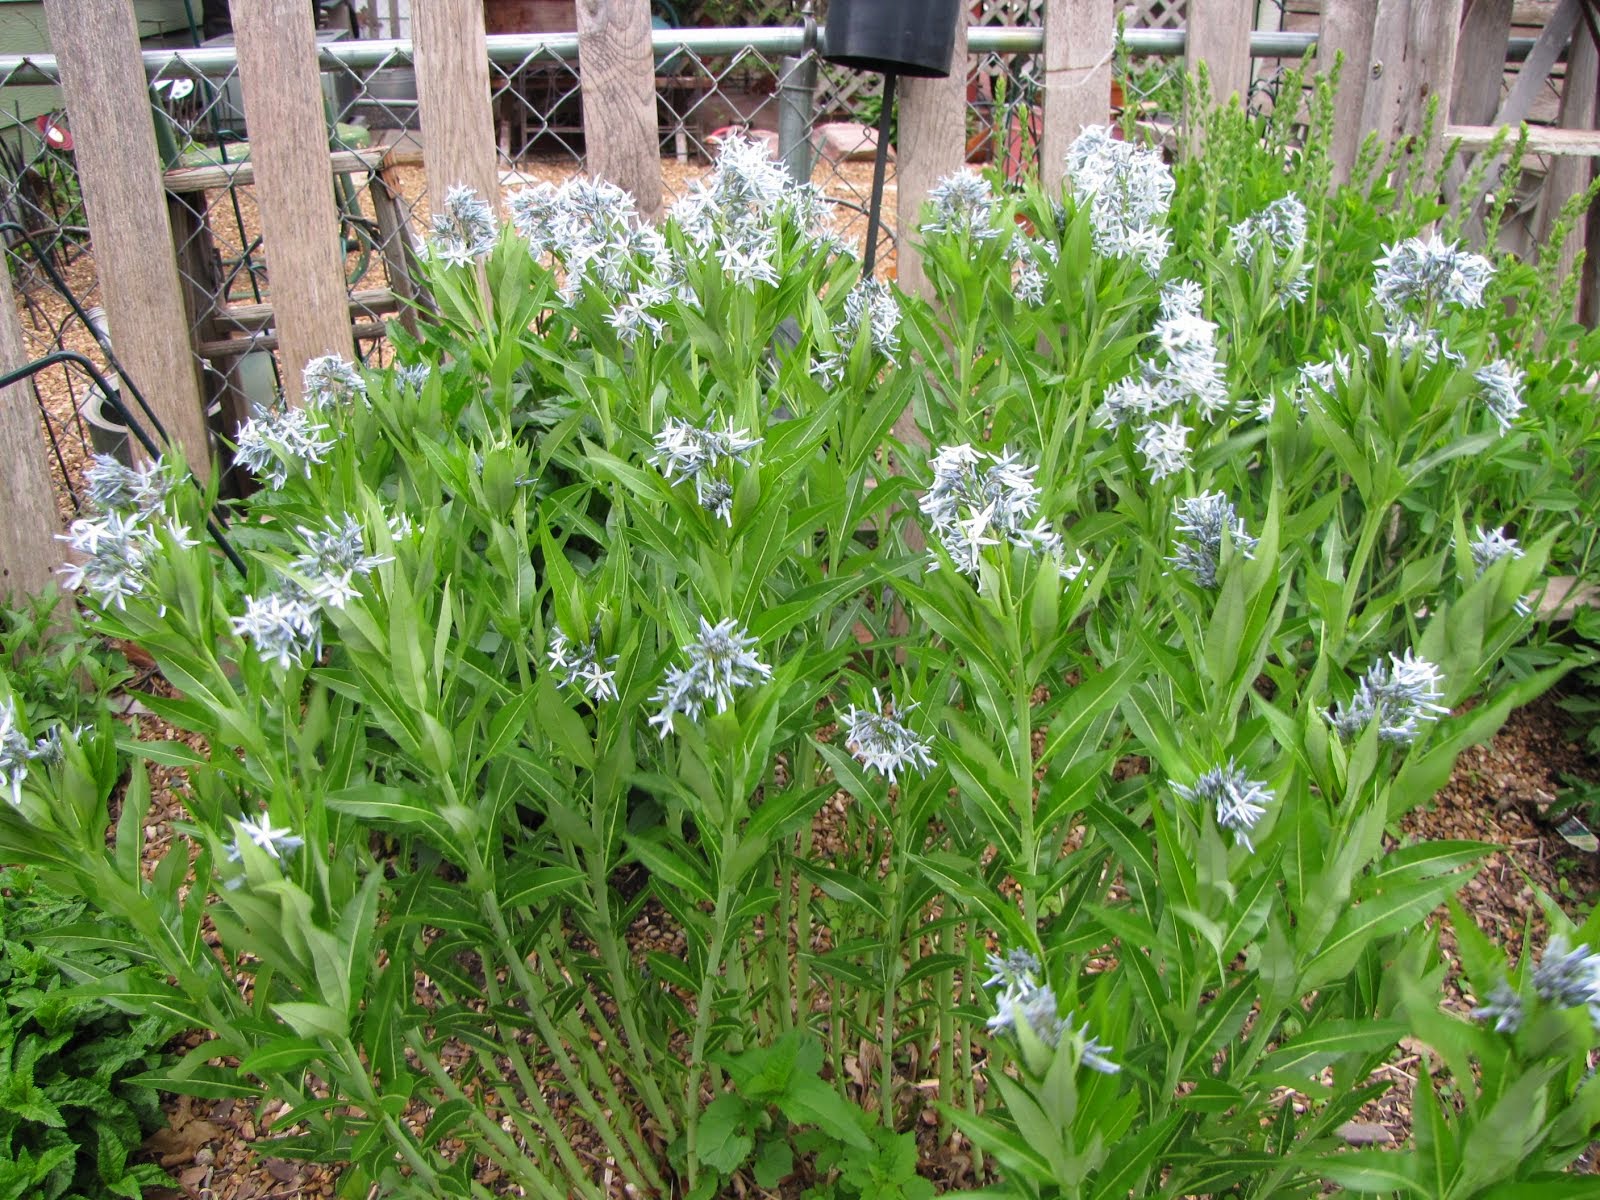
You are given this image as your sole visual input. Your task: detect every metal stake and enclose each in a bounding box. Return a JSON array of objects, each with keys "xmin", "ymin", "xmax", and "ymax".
[{"xmin": 863, "ymin": 70, "xmax": 896, "ymax": 277}]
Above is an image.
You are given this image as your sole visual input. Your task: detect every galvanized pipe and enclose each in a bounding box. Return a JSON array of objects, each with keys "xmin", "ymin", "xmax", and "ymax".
[
  {"xmin": 0, "ymin": 29, "xmax": 1553, "ymax": 83},
  {"xmin": 776, "ymin": 53, "xmax": 820, "ymax": 185}
]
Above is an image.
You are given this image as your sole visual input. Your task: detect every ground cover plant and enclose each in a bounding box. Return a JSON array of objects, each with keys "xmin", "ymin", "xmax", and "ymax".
[
  {"xmin": 6, "ymin": 69, "xmax": 1600, "ymax": 1197},
  {"xmin": 0, "ymin": 601, "xmax": 172, "ymax": 1200}
]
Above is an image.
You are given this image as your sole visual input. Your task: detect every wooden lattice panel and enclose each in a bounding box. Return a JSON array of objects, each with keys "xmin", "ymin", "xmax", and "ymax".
[{"xmin": 1132, "ymin": 0, "xmax": 1188, "ymax": 28}]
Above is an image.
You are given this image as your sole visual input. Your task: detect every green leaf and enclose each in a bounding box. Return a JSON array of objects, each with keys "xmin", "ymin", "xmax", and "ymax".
[
  {"xmin": 1315, "ymin": 1149, "xmax": 1429, "ymax": 1197},
  {"xmin": 272, "ymin": 1001, "xmax": 349, "ymax": 1041},
  {"xmin": 779, "ymin": 1075, "xmax": 872, "ymax": 1149},
  {"xmin": 499, "ymin": 863, "xmax": 589, "ymax": 911},
  {"xmin": 752, "ymin": 1138, "xmax": 793, "ymax": 1188},
  {"xmin": 1258, "ymin": 1019, "xmax": 1407, "ymax": 1078},
  {"xmin": 794, "ymin": 860, "xmax": 886, "ymax": 921},
  {"xmin": 125, "ymin": 1064, "xmax": 262, "ymax": 1100},
  {"xmin": 697, "ymin": 1093, "xmax": 755, "ymax": 1174},
  {"xmin": 627, "ymin": 835, "xmax": 713, "ymax": 906},
  {"xmin": 326, "ymin": 785, "xmax": 455, "ymax": 844}
]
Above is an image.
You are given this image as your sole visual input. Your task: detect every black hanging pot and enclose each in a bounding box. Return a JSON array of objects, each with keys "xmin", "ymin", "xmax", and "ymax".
[{"xmin": 823, "ymin": 0, "xmax": 963, "ymax": 78}]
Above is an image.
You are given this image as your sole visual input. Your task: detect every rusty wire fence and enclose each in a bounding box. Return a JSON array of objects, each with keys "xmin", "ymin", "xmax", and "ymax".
[{"xmin": 0, "ymin": 19, "xmax": 1415, "ymax": 517}]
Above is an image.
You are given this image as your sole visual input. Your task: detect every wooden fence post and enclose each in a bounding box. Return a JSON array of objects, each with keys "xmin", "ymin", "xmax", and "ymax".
[
  {"xmin": 1185, "ymin": 0, "xmax": 1253, "ymax": 108},
  {"xmin": 232, "ymin": 0, "xmax": 356, "ymax": 403},
  {"xmin": 576, "ymin": 0, "xmax": 664, "ymax": 222},
  {"xmin": 0, "ymin": 262, "xmax": 62, "ymax": 599},
  {"xmin": 414, "ymin": 0, "xmax": 500, "ymax": 205},
  {"xmin": 1039, "ymin": 0, "xmax": 1113, "ymax": 192},
  {"xmin": 1536, "ymin": 23, "xmax": 1599, "ymax": 304},
  {"xmin": 1319, "ymin": 0, "xmax": 1379, "ymax": 182},
  {"xmin": 46, "ymin": 0, "xmax": 211, "ymax": 475},
  {"xmin": 1359, "ymin": 0, "xmax": 1464, "ymax": 173},
  {"xmin": 896, "ymin": 22, "xmax": 969, "ymax": 303},
  {"xmin": 1451, "ymin": 0, "xmax": 1514, "ymax": 124}
]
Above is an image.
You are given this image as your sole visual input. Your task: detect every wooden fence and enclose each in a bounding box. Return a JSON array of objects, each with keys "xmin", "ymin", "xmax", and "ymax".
[{"xmin": 1, "ymin": 0, "xmax": 1596, "ymax": 597}]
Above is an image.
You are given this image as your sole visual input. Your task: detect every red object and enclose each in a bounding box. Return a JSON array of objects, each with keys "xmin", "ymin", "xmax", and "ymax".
[{"xmin": 35, "ymin": 113, "xmax": 72, "ymax": 152}]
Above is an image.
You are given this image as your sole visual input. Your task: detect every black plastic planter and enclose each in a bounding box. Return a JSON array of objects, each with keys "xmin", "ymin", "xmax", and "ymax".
[{"xmin": 823, "ymin": 0, "xmax": 963, "ymax": 79}]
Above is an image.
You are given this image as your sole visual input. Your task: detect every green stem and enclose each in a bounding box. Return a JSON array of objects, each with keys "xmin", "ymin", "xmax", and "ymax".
[
  {"xmin": 683, "ymin": 872, "xmax": 738, "ymax": 1187},
  {"xmin": 480, "ymin": 889, "xmax": 662, "ymax": 1191},
  {"xmin": 408, "ymin": 1035, "xmax": 571, "ymax": 1200},
  {"xmin": 584, "ymin": 787, "xmax": 677, "ymax": 1136},
  {"xmin": 479, "ymin": 965, "xmax": 597, "ymax": 1187},
  {"xmin": 335, "ymin": 1039, "xmax": 441, "ymax": 1190}
]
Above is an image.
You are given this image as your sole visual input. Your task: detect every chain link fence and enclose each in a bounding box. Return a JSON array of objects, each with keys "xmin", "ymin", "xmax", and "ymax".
[{"xmin": 0, "ymin": 13, "xmax": 1540, "ymax": 514}]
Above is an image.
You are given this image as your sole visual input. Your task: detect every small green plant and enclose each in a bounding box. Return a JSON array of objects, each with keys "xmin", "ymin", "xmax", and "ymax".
[
  {"xmin": 688, "ymin": 1032, "xmax": 872, "ymax": 1197},
  {"xmin": 0, "ymin": 592, "xmax": 129, "ymax": 732},
  {"xmin": 800, "ymin": 1122, "xmax": 932, "ymax": 1200},
  {"xmin": 0, "ymin": 867, "xmax": 174, "ymax": 1200}
]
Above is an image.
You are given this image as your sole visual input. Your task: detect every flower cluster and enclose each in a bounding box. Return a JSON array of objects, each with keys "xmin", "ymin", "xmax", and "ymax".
[
  {"xmin": 547, "ymin": 624, "xmax": 620, "ymax": 703},
  {"xmin": 1381, "ymin": 316, "xmax": 1462, "ymax": 366},
  {"xmin": 512, "ymin": 175, "xmax": 631, "ymax": 261},
  {"xmin": 1231, "ymin": 195, "xmax": 1308, "ymax": 267},
  {"xmin": 1473, "ymin": 933, "xmax": 1600, "ymax": 1034},
  {"xmin": 428, "ymin": 184, "xmax": 499, "ymax": 268},
  {"xmin": 1168, "ymin": 492, "xmax": 1257, "ymax": 588},
  {"xmin": 1476, "ymin": 359, "xmax": 1526, "ymax": 432},
  {"xmin": 1468, "ymin": 525, "xmax": 1524, "ymax": 575},
  {"xmin": 921, "ymin": 171, "xmax": 1002, "ymax": 242},
  {"xmin": 838, "ymin": 689, "xmax": 936, "ymax": 782},
  {"xmin": 394, "ymin": 362, "xmax": 431, "ymax": 393},
  {"xmin": 0, "ymin": 697, "xmax": 71, "ymax": 809},
  {"xmin": 982, "ymin": 949, "xmax": 1120, "ymax": 1073},
  {"xmin": 511, "ymin": 175, "xmax": 670, "ymax": 310},
  {"xmin": 648, "ymin": 616, "xmax": 771, "ymax": 737},
  {"xmin": 1011, "ymin": 236, "xmax": 1058, "ymax": 307},
  {"xmin": 1374, "ymin": 236, "xmax": 1494, "ymax": 315},
  {"xmin": 302, "ymin": 354, "xmax": 366, "ymax": 409},
  {"xmin": 1328, "ymin": 649, "xmax": 1448, "ymax": 745},
  {"xmin": 811, "ymin": 279, "xmax": 902, "ymax": 386},
  {"xmin": 230, "ymin": 584, "xmax": 323, "ymax": 671},
  {"xmin": 83, "ymin": 454, "xmax": 170, "ymax": 517},
  {"xmin": 291, "ymin": 515, "xmax": 391, "ymax": 608},
  {"xmin": 1265, "ymin": 351, "xmax": 1356, "ymax": 420},
  {"xmin": 1532, "ymin": 934, "xmax": 1600, "ymax": 1028},
  {"xmin": 1097, "ymin": 283, "xmax": 1230, "ymax": 480},
  {"xmin": 651, "ymin": 417, "xmax": 763, "ymax": 523},
  {"xmin": 1230, "ymin": 194, "xmax": 1311, "ymax": 303},
  {"xmin": 58, "ymin": 512, "xmax": 163, "ymax": 611},
  {"xmin": 919, "ymin": 444, "xmax": 1064, "ymax": 577},
  {"xmin": 59, "ymin": 456, "xmax": 195, "ymax": 611},
  {"xmin": 670, "ymin": 135, "xmax": 836, "ymax": 289},
  {"xmin": 234, "ymin": 402, "xmax": 336, "ymax": 490},
  {"xmin": 1065, "ymin": 125, "xmax": 1175, "ymax": 275},
  {"xmin": 1173, "ymin": 761, "xmax": 1274, "ymax": 850}
]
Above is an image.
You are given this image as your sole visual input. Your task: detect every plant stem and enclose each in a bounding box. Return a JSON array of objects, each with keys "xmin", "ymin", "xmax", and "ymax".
[{"xmin": 682, "ymin": 874, "xmax": 737, "ymax": 1186}]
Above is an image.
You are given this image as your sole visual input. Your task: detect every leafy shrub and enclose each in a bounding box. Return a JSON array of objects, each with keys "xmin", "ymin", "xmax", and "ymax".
[
  {"xmin": 7, "ymin": 74, "xmax": 1600, "ymax": 1198},
  {"xmin": 0, "ymin": 868, "xmax": 173, "ymax": 1200}
]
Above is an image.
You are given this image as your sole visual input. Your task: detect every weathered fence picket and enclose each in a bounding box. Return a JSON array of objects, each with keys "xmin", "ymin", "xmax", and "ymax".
[
  {"xmin": 46, "ymin": 0, "xmax": 210, "ymax": 470},
  {"xmin": 232, "ymin": 0, "xmax": 356, "ymax": 402},
  {"xmin": 1452, "ymin": 0, "xmax": 1515, "ymax": 124},
  {"xmin": 1319, "ymin": 0, "xmax": 1380, "ymax": 181},
  {"xmin": 415, "ymin": 0, "xmax": 500, "ymax": 206},
  {"xmin": 1187, "ymin": 0, "xmax": 1254, "ymax": 106},
  {"xmin": 896, "ymin": 22, "xmax": 970, "ymax": 303},
  {"xmin": 1536, "ymin": 22, "xmax": 1599, "ymax": 300},
  {"xmin": 576, "ymin": 0, "xmax": 664, "ymax": 222},
  {"xmin": 0, "ymin": 262, "xmax": 59, "ymax": 599},
  {"xmin": 1040, "ymin": 0, "xmax": 1113, "ymax": 190}
]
